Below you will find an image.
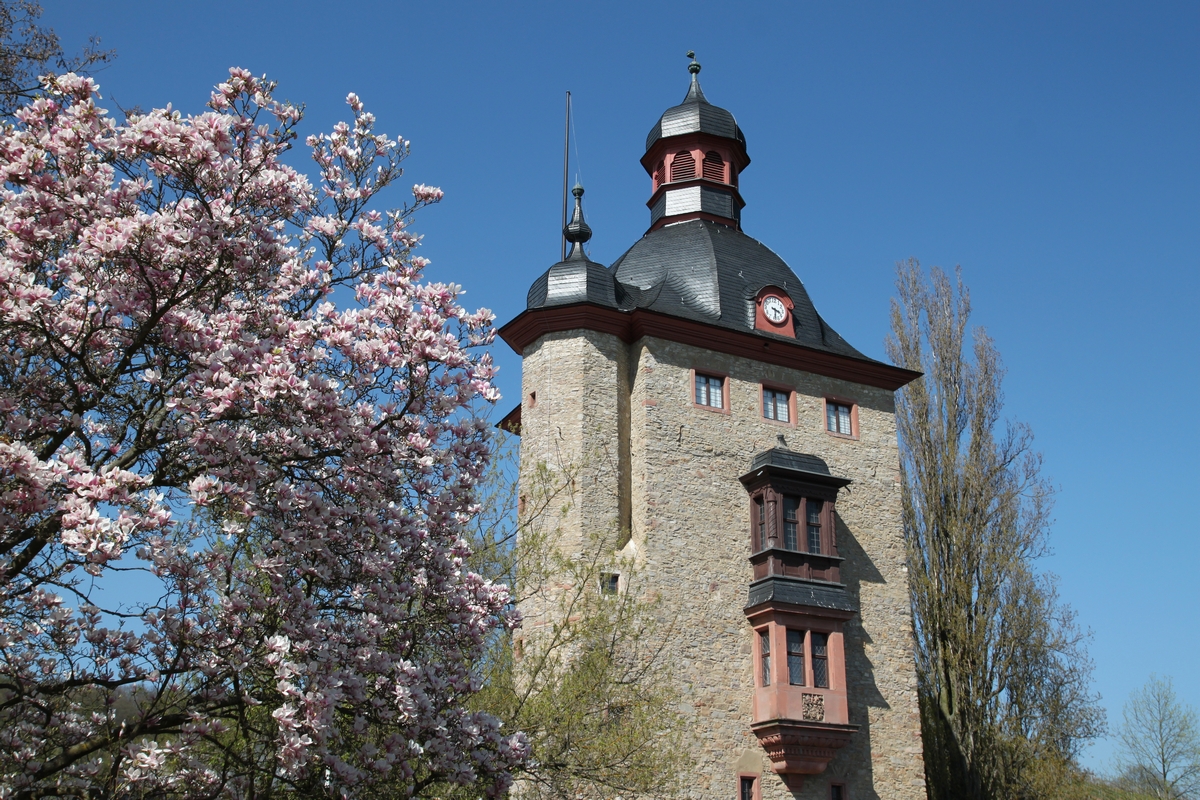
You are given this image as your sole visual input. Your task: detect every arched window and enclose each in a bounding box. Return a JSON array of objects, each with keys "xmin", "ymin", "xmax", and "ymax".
[
  {"xmin": 654, "ymin": 160, "xmax": 665, "ymax": 188},
  {"xmin": 702, "ymin": 150, "xmax": 725, "ymax": 181},
  {"xmin": 670, "ymin": 150, "xmax": 695, "ymax": 182}
]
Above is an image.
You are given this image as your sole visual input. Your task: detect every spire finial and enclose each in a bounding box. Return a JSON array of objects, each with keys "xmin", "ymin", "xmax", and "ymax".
[
  {"xmin": 563, "ymin": 182, "xmax": 592, "ymax": 258},
  {"xmin": 687, "ymin": 50, "xmax": 701, "ymax": 75}
]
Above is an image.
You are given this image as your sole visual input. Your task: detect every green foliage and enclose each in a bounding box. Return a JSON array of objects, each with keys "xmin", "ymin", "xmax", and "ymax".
[
  {"xmin": 450, "ymin": 434, "xmax": 688, "ymax": 799},
  {"xmin": 888, "ymin": 260, "xmax": 1103, "ymax": 800}
]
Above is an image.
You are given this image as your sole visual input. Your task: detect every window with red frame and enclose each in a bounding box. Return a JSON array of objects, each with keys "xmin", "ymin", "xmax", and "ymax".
[
  {"xmin": 826, "ymin": 401, "xmax": 852, "ymax": 435},
  {"xmin": 787, "ymin": 629, "xmax": 806, "ymax": 686},
  {"xmin": 695, "ymin": 373, "xmax": 724, "ymax": 409},
  {"xmin": 759, "ymin": 629, "xmax": 771, "ymax": 687},
  {"xmin": 670, "ymin": 150, "xmax": 696, "ymax": 181},
  {"xmin": 812, "ymin": 632, "xmax": 829, "ymax": 688},
  {"xmin": 763, "ymin": 387, "xmax": 790, "ymax": 422}
]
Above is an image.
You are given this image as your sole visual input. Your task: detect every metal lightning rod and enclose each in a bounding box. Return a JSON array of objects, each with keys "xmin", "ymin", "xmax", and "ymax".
[{"xmin": 561, "ymin": 91, "xmax": 571, "ymax": 262}]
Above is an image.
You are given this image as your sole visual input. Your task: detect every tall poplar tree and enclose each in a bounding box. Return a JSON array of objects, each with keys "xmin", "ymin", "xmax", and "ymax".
[{"xmin": 887, "ymin": 260, "xmax": 1103, "ymax": 800}]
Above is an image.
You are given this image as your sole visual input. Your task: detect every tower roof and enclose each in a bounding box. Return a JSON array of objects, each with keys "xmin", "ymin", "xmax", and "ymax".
[
  {"xmin": 645, "ymin": 55, "xmax": 746, "ymax": 153},
  {"xmin": 526, "ymin": 184, "xmax": 615, "ymax": 309},
  {"xmin": 609, "ymin": 220, "xmax": 870, "ymax": 360},
  {"xmin": 503, "ymin": 61, "xmax": 921, "ymax": 393}
]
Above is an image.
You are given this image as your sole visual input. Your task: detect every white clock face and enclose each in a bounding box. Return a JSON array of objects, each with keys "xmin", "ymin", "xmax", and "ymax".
[{"xmin": 763, "ymin": 296, "xmax": 787, "ymax": 324}]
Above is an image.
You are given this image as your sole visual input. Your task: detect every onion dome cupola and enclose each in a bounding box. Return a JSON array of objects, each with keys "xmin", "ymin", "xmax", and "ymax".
[
  {"xmin": 641, "ymin": 52, "xmax": 750, "ymax": 232},
  {"xmin": 526, "ymin": 183, "xmax": 619, "ymax": 310}
]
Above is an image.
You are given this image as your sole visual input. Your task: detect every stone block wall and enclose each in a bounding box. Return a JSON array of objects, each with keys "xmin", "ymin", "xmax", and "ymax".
[
  {"xmin": 517, "ymin": 329, "xmax": 925, "ymax": 800},
  {"xmin": 517, "ymin": 329, "xmax": 628, "ymax": 627}
]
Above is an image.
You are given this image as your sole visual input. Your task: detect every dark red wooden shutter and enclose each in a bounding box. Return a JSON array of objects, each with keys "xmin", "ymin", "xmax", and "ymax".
[
  {"xmin": 670, "ymin": 150, "xmax": 695, "ymax": 181},
  {"xmin": 702, "ymin": 151, "xmax": 724, "ymax": 181}
]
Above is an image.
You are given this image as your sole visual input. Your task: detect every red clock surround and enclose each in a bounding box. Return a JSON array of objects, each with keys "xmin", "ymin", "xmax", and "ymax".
[{"xmin": 755, "ymin": 287, "xmax": 796, "ymax": 338}]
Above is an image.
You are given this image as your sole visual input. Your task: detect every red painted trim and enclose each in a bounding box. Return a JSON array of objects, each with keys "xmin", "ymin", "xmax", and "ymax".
[
  {"xmin": 641, "ymin": 130, "xmax": 750, "ymax": 175},
  {"xmin": 497, "ymin": 403, "xmax": 521, "ymax": 435},
  {"xmin": 498, "ymin": 304, "xmax": 921, "ymax": 392},
  {"xmin": 755, "ymin": 286, "xmax": 796, "ymax": 339}
]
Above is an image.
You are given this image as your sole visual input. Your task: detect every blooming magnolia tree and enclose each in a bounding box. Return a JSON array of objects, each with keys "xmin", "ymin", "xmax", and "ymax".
[{"xmin": 0, "ymin": 69, "xmax": 526, "ymax": 797}]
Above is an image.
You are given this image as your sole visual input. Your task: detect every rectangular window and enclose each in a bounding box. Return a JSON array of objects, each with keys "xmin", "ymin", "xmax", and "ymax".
[
  {"xmin": 763, "ymin": 387, "xmax": 790, "ymax": 422},
  {"xmin": 741, "ymin": 776, "xmax": 756, "ymax": 800},
  {"xmin": 695, "ymin": 373, "xmax": 724, "ymax": 409},
  {"xmin": 830, "ymin": 785, "xmax": 845, "ymax": 800},
  {"xmin": 783, "ymin": 497, "xmax": 799, "ymax": 551},
  {"xmin": 753, "ymin": 497, "xmax": 765, "ymax": 552},
  {"xmin": 787, "ymin": 629, "xmax": 806, "ymax": 686},
  {"xmin": 826, "ymin": 401, "xmax": 852, "ymax": 435},
  {"xmin": 759, "ymin": 629, "xmax": 771, "ymax": 687},
  {"xmin": 812, "ymin": 632, "xmax": 829, "ymax": 688},
  {"xmin": 600, "ymin": 573, "xmax": 619, "ymax": 595},
  {"xmin": 807, "ymin": 499, "xmax": 823, "ymax": 553}
]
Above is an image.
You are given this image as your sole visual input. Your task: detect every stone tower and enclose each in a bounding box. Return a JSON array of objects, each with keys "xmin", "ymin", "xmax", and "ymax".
[{"xmin": 499, "ymin": 57, "xmax": 926, "ymax": 800}]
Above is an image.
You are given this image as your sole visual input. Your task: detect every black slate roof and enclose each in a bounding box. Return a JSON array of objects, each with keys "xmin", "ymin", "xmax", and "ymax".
[
  {"xmin": 524, "ymin": 220, "xmax": 880, "ymax": 368},
  {"xmin": 609, "ymin": 220, "xmax": 873, "ymax": 361},
  {"xmin": 645, "ymin": 74, "xmax": 746, "ymax": 153},
  {"xmin": 740, "ymin": 447, "xmax": 853, "ymax": 489},
  {"xmin": 747, "ymin": 449, "xmax": 836, "ymax": 479},
  {"xmin": 747, "ymin": 577, "xmax": 856, "ymax": 613},
  {"xmin": 526, "ymin": 253, "xmax": 616, "ymax": 309}
]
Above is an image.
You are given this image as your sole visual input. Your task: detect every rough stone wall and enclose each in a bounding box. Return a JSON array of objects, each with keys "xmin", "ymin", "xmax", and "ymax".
[
  {"xmin": 517, "ymin": 329, "xmax": 627, "ymax": 627},
  {"xmin": 518, "ymin": 329, "xmax": 925, "ymax": 800}
]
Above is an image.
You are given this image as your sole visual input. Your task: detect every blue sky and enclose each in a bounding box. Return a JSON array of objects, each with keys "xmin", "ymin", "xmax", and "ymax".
[{"xmin": 46, "ymin": 0, "xmax": 1198, "ymax": 773}]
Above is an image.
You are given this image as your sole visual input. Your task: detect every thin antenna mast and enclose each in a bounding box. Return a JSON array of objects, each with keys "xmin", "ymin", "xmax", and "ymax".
[{"xmin": 561, "ymin": 91, "xmax": 571, "ymax": 262}]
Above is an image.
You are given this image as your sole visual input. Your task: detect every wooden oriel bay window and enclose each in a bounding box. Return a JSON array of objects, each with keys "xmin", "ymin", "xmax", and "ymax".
[
  {"xmin": 746, "ymin": 487, "xmax": 840, "ymax": 583},
  {"xmin": 747, "ymin": 612, "xmax": 856, "ymax": 778},
  {"xmin": 741, "ymin": 445, "xmax": 858, "ymax": 781}
]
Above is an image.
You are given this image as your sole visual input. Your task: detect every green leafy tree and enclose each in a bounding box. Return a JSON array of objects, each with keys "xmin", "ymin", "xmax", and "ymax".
[
  {"xmin": 455, "ymin": 434, "xmax": 688, "ymax": 800},
  {"xmin": 887, "ymin": 259, "xmax": 1103, "ymax": 800}
]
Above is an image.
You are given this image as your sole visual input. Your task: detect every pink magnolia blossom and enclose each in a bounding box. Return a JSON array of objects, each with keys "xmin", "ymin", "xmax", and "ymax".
[{"xmin": 0, "ymin": 69, "xmax": 527, "ymax": 797}]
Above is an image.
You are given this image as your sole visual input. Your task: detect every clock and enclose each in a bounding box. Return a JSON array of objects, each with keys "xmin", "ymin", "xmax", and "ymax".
[{"xmin": 763, "ymin": 295, "xmax": 788, "ymax": 324}]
